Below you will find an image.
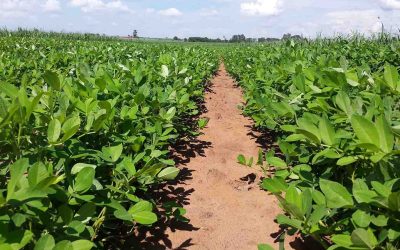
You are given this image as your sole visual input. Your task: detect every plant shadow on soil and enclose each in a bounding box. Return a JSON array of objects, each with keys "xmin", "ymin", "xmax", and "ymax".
[
  {"xmin": 271, "ymin": 227, "xmax": 325, "ymax": 250},
  {"xmin": 123, "ymin": 82, "xmax": 213, "ymax": 250},
  {"xmin": 245, "ymin": 124, "xmax": 281, "ymax": 152}
]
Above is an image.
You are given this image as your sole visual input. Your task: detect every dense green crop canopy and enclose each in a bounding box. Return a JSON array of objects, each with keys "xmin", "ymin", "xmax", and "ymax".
[
  {"xmin": 0, "ymin": 34, "xmax": 218, "ymax": 249},
  {"xmin": 225, "ymin": 37, "xmax": 400, "ymax": 250}
]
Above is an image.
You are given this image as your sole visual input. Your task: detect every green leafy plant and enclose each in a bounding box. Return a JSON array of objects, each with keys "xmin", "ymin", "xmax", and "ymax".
[
  {"xmin": 0, "ymin": 32, "xmax": 218, "ymax": 248},
  {"xmin": 226, "ymin": 37, "xmax": 400, "ymax": 249}
]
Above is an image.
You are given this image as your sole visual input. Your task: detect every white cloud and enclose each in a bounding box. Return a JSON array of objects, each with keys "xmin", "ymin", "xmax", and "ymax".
[
  {"xmin": 199, "ymin": 8, "xmax": 219, "ymax": 16},
  {"xmin": 158, "ymin": 8, "xmax": 183, "ymax": 16},
  {"xmin": 379, "ymin": 0, "xmax": 400, "ymax": 10},
  {"xmin": 240, "ymin": 0, "xmax": 283, "ymax": 16},
  {"xmin": 69, "ymin": 0, "xmax": 132, "ymax": 13},
  {"xmin": 43, "ymin": 0, "xmax": 61, "ymax": 12},
  {"xmin": 0, "ymin": 0, "xmax": 37, "ymax": 18},
  {"xmin": 327, "ymin": 10, "xmax": 383, "ymax": 34}
]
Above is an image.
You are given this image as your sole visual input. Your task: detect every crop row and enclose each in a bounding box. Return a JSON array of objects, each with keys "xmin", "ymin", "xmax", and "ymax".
[
  {"xmin": 0, "ymin": 36, "xmax": 218, "ymax": 249},
  {"xmin": 225, "ymin": 38, "xmax": 400, "ymax": 250}
]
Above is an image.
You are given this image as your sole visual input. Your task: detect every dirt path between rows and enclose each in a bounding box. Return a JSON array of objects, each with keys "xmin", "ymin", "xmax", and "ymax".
[
  {"xmin": 135, "ymin": 63, "xmax": 315, "ymax": 250},
  {"xmin": 163, "ymin": 63, "xmax": 285, "ymax": 250}
]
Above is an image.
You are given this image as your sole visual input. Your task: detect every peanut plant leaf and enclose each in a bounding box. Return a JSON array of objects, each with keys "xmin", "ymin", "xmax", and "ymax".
[
  {"xmin": 43, "ymin": 70, "xmax": 61, "ymax": 91},
  {"xmin": 71, "ymin": 240, "xmax": 94, "ymax": 250},
  {"xmin": 132, "ymin": 211, "xmax": 157, "ymax": 225},
  {"xmin": 34, "ymin": 234, "xmax": 55, "ymax": 250},
  {"xmin": 312, "ymin": 190, "xmax": 326, "ymax": 205},
  {"xmin": 54, "ymin": 240, "xmax": 73, "ymax": 250},
  {"xmin": 165, "ymin": 107, "xmax": 176, "ymax": 120},
  {"xmin": 336, "ymin": 156, "xmax": 358, "ymax": 166},
  {"xmin": 28, "ymin": 162, "xmax": 48, "ymax": 186},
  {"xmin": 74, "ymin": 167, "xmax": 95, "ymax": 193},
  {"xmin": 352, "ymin": 210, "xmax": 371, "ymax": 228},
  {"xmin": 101, "ymin": 144, "xmax": 123, "ymax": 163},
  {"xmin": 297, "ymin": 118, "xmax": 321, "ymax": 144},
  {"xmin": 276, "ymin": 214, "xmax": 302, "ymax": 229},
  {"xmin": 198, "ymin": 118, "xmax": 209, "ymax": 129},
  {"xmin": 319, "ymin": 116, "xmax": 336, "ymax": 145},
  {"xmin": 335, "ymin": 91, "xmax": 353, "ymax": 115},
  {"xmin": 6, "ymin": 158, "xmax": 29, "ymax": 201},
  {"xmin": 351, "ymin": 228, "xmax": 378, "ymax": 249},
  {"xmin": 237, "ymin": 154, "xmax": 246, "ymax": 165},
  {"xmin": 352, "ymin": 179, "xmax": 377, "ymax": 204},
  {"xmin": 0, "ymin": 81, "xmax": 19, "ymax": 98},
  {"xmin": 331, "ymin": 234, "xmax": 352, "ymax": 247},
  {"xmin": 61, "ymin": 115, "xmax": 81, "ymax": 142},
  {"xmin": 307, "ymin": 205, "xmax": 327, "ymax": 226},
  {"xmin": 384, "ymin": 64, "xmax": 399, "ymax": 90},
  {"xmin": 266, "ymin": 156, "xmax": 287, "ymax": 169},
  {"xmin": 320, "ymin": 179, "xmax": 354, "ymax": 208},
  {"xmin": 47, "ymin": 118, "xmax": 61, "ymax": 143},
  {"xmin": 257, "ymin": 244, "xmax": 275, "ymax": 250},
  {"xmin": 128, "ymin": 200, "xmax": 153, "ymax": 214},
  {"xmin": 261, "ymin": 177, "xmax": 288, "ymax": 194},
  {"xmin": 71, "ymin": 163, "xmax": 97, "ymax": 175},
  {"xmin": 157, "ymin": 167, "xmax": 180, "ymax": 180},
  {"xmin": 371, "ymin": 181, "xmax": 390, "ymax": 198},
  {"xmin": 114, "ymin": 209, "xmax": 131, "ymax": 222},
  {"xmin": 351, "ymin": 115, "xmax": 379, "ymax": 147},
  {"xmin": 376, "ymin": 115, "xmax": 394, "ymax": 153}
]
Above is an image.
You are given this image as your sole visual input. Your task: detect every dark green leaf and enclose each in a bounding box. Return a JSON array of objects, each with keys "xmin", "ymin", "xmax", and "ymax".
[{"xmin": 43, "ymin": 70, "xmax": 61, "ymax": 91}]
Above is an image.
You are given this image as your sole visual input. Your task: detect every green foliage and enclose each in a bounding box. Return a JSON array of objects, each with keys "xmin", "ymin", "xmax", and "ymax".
[
  {"xmin": 225, "ymin": 38, "xmax": 400, "ymax": 249},
  {"xmin": 0, "ymin": 35, "xmax": 218, "ymax": 248}
]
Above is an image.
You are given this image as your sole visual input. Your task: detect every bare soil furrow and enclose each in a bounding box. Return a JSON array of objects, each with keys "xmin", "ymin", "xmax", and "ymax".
[{"xmin": 163, "ymin": 63, "xmax": 283, "ymax": 250}]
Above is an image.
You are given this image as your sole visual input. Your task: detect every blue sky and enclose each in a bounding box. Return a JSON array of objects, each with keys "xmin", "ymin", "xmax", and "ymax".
[{"xmin": 1, "ymin": 0, "xmax": 400, "ymax": 38}]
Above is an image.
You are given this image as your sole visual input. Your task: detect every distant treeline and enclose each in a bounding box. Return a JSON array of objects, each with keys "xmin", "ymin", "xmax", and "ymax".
[
  {"xmin": 1, "ymin": 28, "xmax": 306, "ymax": 43},
  {"xmin": 181, "ymin": 33, "xmax": 305, "ymax": 43}
]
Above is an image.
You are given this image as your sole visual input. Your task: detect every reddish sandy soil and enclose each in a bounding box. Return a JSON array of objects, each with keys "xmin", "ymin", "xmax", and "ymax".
[
  {"xmin": 164, "ymin": 63, "xmax": 282, "ymax": 249},
  {"xmin": 133, "ymin": 63, "xmax": 319, "ymax": 249}
]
